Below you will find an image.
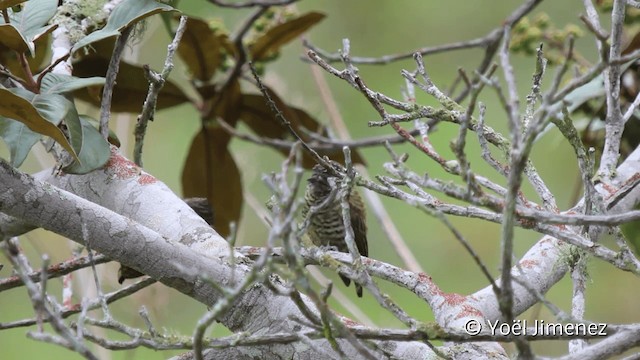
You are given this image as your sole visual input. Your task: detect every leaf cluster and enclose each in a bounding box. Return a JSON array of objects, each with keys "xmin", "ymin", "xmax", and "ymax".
[{"xmin": 0, "ymin": 0, "xmax": 364, "ymax": 237}]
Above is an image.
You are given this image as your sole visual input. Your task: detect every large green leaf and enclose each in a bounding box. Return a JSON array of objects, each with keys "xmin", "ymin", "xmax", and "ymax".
[
  {"xmin": 0, "ymin": 88, "xmax": 76, "ymax": 159},
  {"xmin": 40, "ymin": 73, "xmax": 106, "ymax": 94},
  {"xmin": 249, "ymin": 12, "xmax": 325, "ymax": 62},
  {"xmin": 0, "ymin": 116, "xmax": 40, "ymax": 167},
  {"xmin": 7, "ymin": 0, "xmax": 57, "ymax": 55},
  {"xmin": 73, "ymin": 0, "xmax": 176, "ymax": 52},
  {"xmin": 63, "ymin": 115, "xmax": 111, "ymax": 174}
]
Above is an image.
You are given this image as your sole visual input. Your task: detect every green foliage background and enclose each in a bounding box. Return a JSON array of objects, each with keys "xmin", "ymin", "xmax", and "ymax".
[{"xmin": 1, "ymin": 0, "xmax": 638, "ymax": 358}]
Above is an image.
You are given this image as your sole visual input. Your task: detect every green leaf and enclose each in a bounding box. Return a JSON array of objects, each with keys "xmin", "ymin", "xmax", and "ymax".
[
  {"xmin": 83, "ymin": 116, "xmax": 121, "ymax": 148},
  {"xmin": 249, "ymin": 12, "xmax": 325, "ymax": 62},
  {"xmin": 0, "ymin": 88, "xmax": 77, "ymax": 159},
  {"xmin": 177, "ymin": 16, "xmax": 223, "ymax": 82},
  {"xmin": 7, "ymin": 0, "xmax": 58, "ymax": 55},
  {"xmin": 73, "ymin": 0, "xmax": 176, "ymax": 52},
  {"xmin": 63, "ymin": 115, "xmax": 111, "ymax": 174},
  {"xmin": 63, "ymin": 101, "xmax": 83, "ymax": 157},
  {"xmin": 40, "ymin": 73, "xmax": 106, "ymax": 94},
  {"xmin": 0, "ymin": 116, "xmax": 40, "ymax": 167}
]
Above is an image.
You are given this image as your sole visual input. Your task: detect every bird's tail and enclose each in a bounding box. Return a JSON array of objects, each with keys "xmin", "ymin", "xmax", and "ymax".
[{"xmin": 340, "ymin": 274, "xmax": 363, "ymax": 297}]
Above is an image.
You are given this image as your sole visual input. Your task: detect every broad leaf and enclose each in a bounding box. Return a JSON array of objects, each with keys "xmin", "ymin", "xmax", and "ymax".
[
  {"xmin": 0, "ymin": 116, "xmax": 40, "ymax": 167},
  {"xmin": 7, "ymin": 0, "xmax": 57, "ymax": 55},
  {"xmin": 200, "ymin": 80, "xmax": 242, "ymax": 126},
  {"xmin": 63, "ymin": 115, "xmax": 111, "ymax": 174},
  {"xmin": 182, "ymin": 126, "xmax": 242, "ymax": 237},
  {"xmin": 63, "ymin": 102, "xmax": 83, "ymax": 158},
  {"xmin": 212, "ymin": 79, "xmax": 242, "ymax": 125},
  {"xmin": 177, "ymin": 16, "xmax": 224, "ymax": 82},
  {"xmin": 0, "ymin": 24, "xmax": 30, "ymax": 53},
  {"xmin": 0, "ymin": 32, "xmax": 50, "ymax": 77},
  {"xmin": 82, "ymin": 116, "xmax": 121, "ymax": 148},
  {"xmin": 239, "ymin": 91, "xmax": 366, "ymax": 167},
  {"xmin": 73, "ymin": 0, "xmax": 176, "ymax": 52},
  {"xmin": 249, "ymin": 12, "xmax": 325, "ymax": 62},
  {"xmin": 0, "ymin": 88, "xmax": 76, "ymax": 158},
  {"xmin": 72, "ymin": 57, "xmax": 190, "ymax": 112},
  {"xmin": 40, "ymin": 73, "xmax": 106, "ymax": 94}
]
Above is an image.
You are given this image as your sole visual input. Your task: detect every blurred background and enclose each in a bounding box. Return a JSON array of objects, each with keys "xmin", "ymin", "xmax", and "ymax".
[{"xmin": 1, "ymin": 0, "xmax": 638, "ymax": 358}]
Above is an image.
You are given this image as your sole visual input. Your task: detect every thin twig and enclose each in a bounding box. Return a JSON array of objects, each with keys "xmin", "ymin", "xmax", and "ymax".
[
  {"xmin": 134, "ymin": 16, "xmax": 188, "ymax": 167},
  {"xmin": 99, "ymin": 26, "xmax": 133, "ymax": 139}
]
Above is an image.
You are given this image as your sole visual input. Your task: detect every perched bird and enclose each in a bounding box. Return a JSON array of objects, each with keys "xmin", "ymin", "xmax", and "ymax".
[{"xmin": 301, "ymin": 163, "xmax": 368, "ymax": 297}]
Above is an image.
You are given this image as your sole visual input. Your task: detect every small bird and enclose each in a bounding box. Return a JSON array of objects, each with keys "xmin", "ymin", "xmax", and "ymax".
[{"xmin": 301, "ymin": 162, "xmax": 368, "ymax": 297}]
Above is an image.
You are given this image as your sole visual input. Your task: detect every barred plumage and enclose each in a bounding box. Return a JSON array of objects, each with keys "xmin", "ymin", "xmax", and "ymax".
[{"xmin": 301, "ymin": 163, "xmax": 368, "ymax": 297}]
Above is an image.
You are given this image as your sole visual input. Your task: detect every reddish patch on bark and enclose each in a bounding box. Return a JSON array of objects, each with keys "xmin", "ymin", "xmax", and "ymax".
[
  {"xmin": 66, "ymin": 303, "xmax": 82, "ymax": 312},
  {"xmin": 417, "ymin": 272, "xmax": 443, "ymax": 295},
  {"xmin": 246, "ymin": 246, "xmax": 262, "ymax": 255},
  {"xmin": 627, "ymin": 173, "xmax": 640, "ymax": 185},
  {"xmin": 518, "ymin": 218, "xmax": 536, "ymax": 229},
  {"xmin": 601, "ymin": 182, "xmax": 616, "ymax": 195},
  {"xmin": 341, "ymin": 317, "xmax": 361, "ymax": 327},
  {"xmin": 540, "ymin": 237, "xmax": 552, "ymax": 244},
  {"xmin": 517, "ymin": 191, "xmax": 528, "ymax": 204},
  {"xmin": 417, "ymin": 272, "xmax": 433, "ymax": 283},
  {"xmin": 455, "ymin": 304, "xmax": 484, "ymax": 319},
  {"xmin": 605, "ymin": 173, "xmax": 640, "ymax": 201},
  {"xmin": 138, "ymin": 174, "xmax": 157, "ymax": 185},
  {"xmin": 105, "ymin": 152, "xmax": 140, "ymax": 180},
  {"xmin": 444, "ymin": 292, "xmax": 466, "ymax": 306},
  {"xmin": 519, "ymin": 259, "xmax": 538, "ymax": 269}
]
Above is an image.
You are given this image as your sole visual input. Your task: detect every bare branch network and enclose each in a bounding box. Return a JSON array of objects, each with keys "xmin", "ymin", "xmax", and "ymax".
[{"xmin": 2, "ymin": 0, "xmax": 640, "ymax": 359}]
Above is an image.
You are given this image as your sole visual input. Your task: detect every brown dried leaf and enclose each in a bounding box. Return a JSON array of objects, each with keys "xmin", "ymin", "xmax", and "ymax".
[
  {"xmin": 72, "ymin": 57, "xmax": 190, "ymax": 112},
  {"xmin": 177, "ymin": 17, "xmax": 223, "ymax": 82},
  {"xmin": 249, "ymin": 12, "xmax": 325, "ymax": 62},
  {"xmin": 205, "ymin": 79, "xmax": 243, "ymax": 127},
  {"xmin": 239, "ymin": 91, "xmax": 366, "ymax": 168},
  {"xmin": 181, "ymin": 126, "xmax": 242, "ymax": 237},
  {"xmin": 623, "ymin": 30, "xmax": 640, "ymax": 55}
]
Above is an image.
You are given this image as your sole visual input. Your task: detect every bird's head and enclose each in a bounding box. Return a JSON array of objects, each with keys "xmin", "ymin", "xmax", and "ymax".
[{"xmin": 307, "ymin": 162, "xmax": 341, "ymax": 198}]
